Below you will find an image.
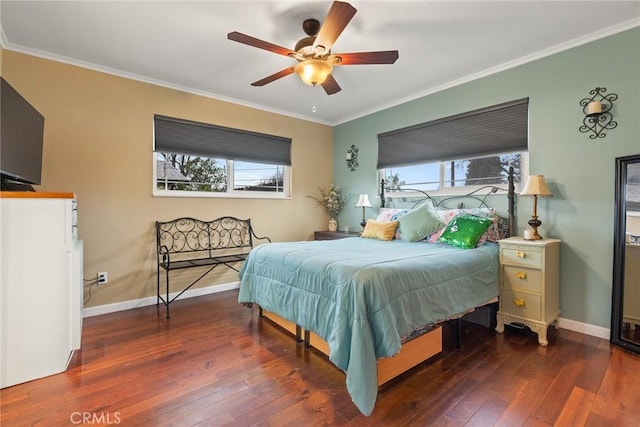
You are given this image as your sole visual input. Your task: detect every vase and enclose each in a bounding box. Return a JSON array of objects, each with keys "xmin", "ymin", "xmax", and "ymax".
[{"xmin": 328, "ymin": 218, "xmax": 338, "ymax": 232}]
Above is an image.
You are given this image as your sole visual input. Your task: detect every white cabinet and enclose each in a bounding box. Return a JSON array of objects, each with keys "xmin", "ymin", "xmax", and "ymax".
[
  {"xmin": 495, "ymin": 237, "xmax": 561, "ymax": 346},
  {"xmin": 0, "ymin": 192, "xmax": 83, "ymax": 388}
]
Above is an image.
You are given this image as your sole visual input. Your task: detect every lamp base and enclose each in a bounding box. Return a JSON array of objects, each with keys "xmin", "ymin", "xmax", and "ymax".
[
  {"xmin": 360, "ymin": 219, "xmax": 367, "ymax": 229},
  {"xmin": 524, "ymin": 227, "xmax": 543, "ymax": 240},
  {"xmin": 524, "ymin": 217, "xmax": 543, "ymax": 240}
]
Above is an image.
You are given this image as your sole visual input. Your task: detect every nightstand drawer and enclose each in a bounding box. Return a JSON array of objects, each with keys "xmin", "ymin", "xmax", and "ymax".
[
  {"xmin": 501, "ymin": 289, "xmax": 542, "ymax": 321},
  {"xmin": 501, "ymin": 246, "xmax": 542, "ymax": 269},
  {"xmin": 502, "ymin": 265, "xmax": 543, "ymax": 293}
]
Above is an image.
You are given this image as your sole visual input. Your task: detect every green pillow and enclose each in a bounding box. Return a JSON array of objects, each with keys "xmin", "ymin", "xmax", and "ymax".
[
  {"xmin": 437, "ymin": 214, "xmax": 493, "ymax": 249},
  {"xmin": 398, "ymin": 203, "xmax": 443, "ymax": 242}
]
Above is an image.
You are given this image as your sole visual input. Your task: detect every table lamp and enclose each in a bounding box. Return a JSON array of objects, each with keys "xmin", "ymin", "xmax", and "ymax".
[
  {"xmin": 355, "ymin": 194, "xmax": 372, "ymax": 229},
  {"xmin": 520, "ymin": 175, "xmax": 553, "ymax": 240}
]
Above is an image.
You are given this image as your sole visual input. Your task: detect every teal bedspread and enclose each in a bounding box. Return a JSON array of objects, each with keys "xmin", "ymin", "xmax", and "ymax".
[{"xmin": 238, "ymin": 237, "xmax": 499, "ymax": 415}]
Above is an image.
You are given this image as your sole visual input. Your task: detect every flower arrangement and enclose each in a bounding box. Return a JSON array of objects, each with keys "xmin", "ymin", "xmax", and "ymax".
[{"xmin": 308, "ymin": 184, "xmax": 352, "ymax": 219}]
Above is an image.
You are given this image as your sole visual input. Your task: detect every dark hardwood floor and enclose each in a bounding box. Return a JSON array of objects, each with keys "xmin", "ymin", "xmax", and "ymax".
[{"xmin": 1, "ymin": 290, "xmax": 639, "ymax": 426}]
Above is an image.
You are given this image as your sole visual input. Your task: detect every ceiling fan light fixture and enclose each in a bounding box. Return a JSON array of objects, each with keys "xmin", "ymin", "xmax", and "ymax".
[
  {"xmin": 228, "ymin": 1, "xmax": 397, "ymax": 95},
  {"xmin": 295, "ymin": 59, "xmax": 332, "ymax": 86}
]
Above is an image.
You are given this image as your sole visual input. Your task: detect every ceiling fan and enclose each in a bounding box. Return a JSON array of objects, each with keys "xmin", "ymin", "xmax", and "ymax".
[{"xmin": 227, "ymin": 1, "xmax": 399, "ymax": 95}]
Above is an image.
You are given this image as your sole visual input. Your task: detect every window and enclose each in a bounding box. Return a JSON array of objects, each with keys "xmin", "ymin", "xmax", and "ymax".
[
  {"xmin": 377, "ymin": 98, "xmax": 528, "ymax": 195},
  {"xmin": 381, "ymin": 152, "xmax": 526, "ymax": 194},
  {"xmin": 153, "ymin": 115, "xmax": 291, "ymax": 198}
]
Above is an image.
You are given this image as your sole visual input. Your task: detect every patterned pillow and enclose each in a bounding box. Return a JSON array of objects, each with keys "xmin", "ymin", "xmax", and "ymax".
[
  {"xmin": 494, "ymin": 216, "xmax": 510, "ymax": 240},
  {"xmin": 361, "ymin": 219, "xmax": 399, "ymax": 241},
  {"xmin": 376, "ymin": 208, "xmax": 409, "ymax": 222},
  {"xmin": 436, "ymin": 207, "xmax": 495, "ymax": 223}
]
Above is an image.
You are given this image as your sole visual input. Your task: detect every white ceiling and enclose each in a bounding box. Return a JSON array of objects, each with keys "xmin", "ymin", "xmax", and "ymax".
[{"xmin": 1, "ymin": 1, "xmax": 639, "ymax": 125}]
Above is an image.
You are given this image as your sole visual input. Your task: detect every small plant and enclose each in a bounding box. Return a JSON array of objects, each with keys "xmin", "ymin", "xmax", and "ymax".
[{"xmin": 308, "ymin": 184, "xmax": 352, "ymax": 219}]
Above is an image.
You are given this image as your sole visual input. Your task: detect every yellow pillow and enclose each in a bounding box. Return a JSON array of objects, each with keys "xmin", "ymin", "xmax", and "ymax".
[{"xmin": 361, "ymin": 219, "xmax": 399, "ymax": 241}]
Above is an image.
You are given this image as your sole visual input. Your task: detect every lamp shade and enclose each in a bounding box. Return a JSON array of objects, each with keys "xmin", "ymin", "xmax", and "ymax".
[
  {"xmin": 355, "ymin": 194, "xmax": 372, "ymax": 208},
  {"xmin": 295, "ymin": 59, "xmax": 332, "ymax": 86},
  {"xmin": 520, "ymin": 175, "xmax": 553, "ymax": 197}
]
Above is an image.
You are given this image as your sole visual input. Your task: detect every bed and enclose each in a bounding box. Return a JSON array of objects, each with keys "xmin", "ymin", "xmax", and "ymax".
[{"xmin": 238, "ymin": 171, "xmax": 515, "ymax": 415}]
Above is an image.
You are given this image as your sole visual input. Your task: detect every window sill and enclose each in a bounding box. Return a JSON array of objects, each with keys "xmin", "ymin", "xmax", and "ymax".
[{"xmin": 152, "ymin": 190, "xmax": 291, "ymax": 200}]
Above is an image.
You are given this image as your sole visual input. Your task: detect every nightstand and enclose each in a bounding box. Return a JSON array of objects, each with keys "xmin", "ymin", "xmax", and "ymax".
[
  {"xmin": 314, "ymin": 230, "xmax": 361, "ymax": 240},
  {"xmin": 495, "ymin": 236, "xmax": 561, "ymax": 346}
]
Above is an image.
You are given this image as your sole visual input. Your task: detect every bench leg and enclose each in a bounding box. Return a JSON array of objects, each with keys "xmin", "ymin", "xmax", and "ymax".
[
  {"xmin": 166, "ymin": 268, "xmax": 170, "ymax": 319},
  {"xmin": 156, "ymin": 265, "xmax": 160, "ymax": 308}
]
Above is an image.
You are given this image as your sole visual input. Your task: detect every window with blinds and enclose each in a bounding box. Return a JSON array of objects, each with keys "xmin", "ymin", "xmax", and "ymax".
[
  {"xmin": 153, "ymin": 115, "xmax": 292, "ymax": 198},
  {"xmin": 377, "ymin": 99, "xmax": 529, "ymax": 194}
]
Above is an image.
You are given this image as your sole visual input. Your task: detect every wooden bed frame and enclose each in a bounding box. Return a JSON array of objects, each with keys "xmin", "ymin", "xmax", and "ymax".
[
  {"xmin": 261, "ymin": 309, "xmax": 442, "ymax": 386},
  {"xmin": 254, "ymin": 167, "xmax": 515, "ymax": 388}
]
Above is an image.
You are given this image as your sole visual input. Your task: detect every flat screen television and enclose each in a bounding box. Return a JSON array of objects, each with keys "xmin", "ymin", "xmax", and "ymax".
[{"xmin": 1, "ymin": 77, "xmax": 45, "ymax": 191}]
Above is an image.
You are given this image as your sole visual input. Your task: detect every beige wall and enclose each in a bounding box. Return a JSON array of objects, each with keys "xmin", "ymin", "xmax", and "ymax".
[
  {"xmin": 628, "ymin": 214, "xmax": 640, "ymax": 238},
  {"xmin": 2, "ymin": 50, "xmax": 334, "ymax": 307}
]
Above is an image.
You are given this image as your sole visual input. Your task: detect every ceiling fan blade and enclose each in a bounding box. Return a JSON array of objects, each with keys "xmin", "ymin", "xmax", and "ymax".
[
  {"xmin": 313, "ymin": 1, "xmax": 357, "ymax": 53},
  {"xmin": 228, "ymin": 31, "xmax": 297, "ymax": 57},
  {"xmin": 251, "ymin": 66, "xmax": 296, "ymax": 87},
  {"xmin": 335, "ymin": 51, "xmax": 399, "ymax": 65},
  {"xmin": 321, "ymin": 74, "xmax": 341, "ymax": 95}
]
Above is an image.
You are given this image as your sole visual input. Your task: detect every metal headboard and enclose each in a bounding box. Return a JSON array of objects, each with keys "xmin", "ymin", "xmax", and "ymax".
[{"xmin": 380, "ymin": 167, "xmax": 515, "ymax": 237}]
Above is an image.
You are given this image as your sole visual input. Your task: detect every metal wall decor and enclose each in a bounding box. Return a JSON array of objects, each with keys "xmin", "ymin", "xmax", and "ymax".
[
  {"xmin": 346, "ymin": 144, "xmax": 359, "ymax": 171},
  {"xmin": 579, "ymin": 87, "xmax": 618, "ymax": 139}
]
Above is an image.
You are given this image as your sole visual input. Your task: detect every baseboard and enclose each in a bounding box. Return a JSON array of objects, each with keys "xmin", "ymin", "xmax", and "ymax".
[
  {"xmin": 558, "ymin": 317, "xmax": 610, "ymax": 340},
  {"xmin": 84, "ymin": 287, "xmax": 612, "ymax": 341},
  {"xmin": 82, "ymin": 281, "xmax": 240, "ymax": 318}
]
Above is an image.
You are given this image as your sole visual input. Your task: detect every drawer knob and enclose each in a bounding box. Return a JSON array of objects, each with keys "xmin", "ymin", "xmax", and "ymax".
[
  {"xmin": 513, "ymin": 298, "xmax": 526, "ymax": 307},
  {"xmin": 516, "ymin": 271, "xmax": 527, "ymax": 280},
  {"xmin": 516, "ymin": 251, "xmax": 526, "ymax": 259}
]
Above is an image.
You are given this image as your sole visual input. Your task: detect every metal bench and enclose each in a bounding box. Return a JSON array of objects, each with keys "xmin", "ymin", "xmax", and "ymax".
[{"xmin": 155, "ymin": 216, "xmax": 270, "ymax": 318}]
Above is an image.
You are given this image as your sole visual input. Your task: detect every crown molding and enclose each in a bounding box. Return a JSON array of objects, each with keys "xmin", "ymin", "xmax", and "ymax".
[
  {"xmin": 334, "ymin": 18, "xmax": 640, "ymax": 126},
  {"xmin": 1, "ymin": 41, "xmax": 333, "ymax": 126},
  {"xmin": 2, "ymin": 16, "xmax": 637, "ymax": 127}
]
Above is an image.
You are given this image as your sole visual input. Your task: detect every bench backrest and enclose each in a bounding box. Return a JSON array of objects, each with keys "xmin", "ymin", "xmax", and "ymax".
[{"xmin": 156, "ymin": 216, "xmax": 254, "ymax": 258}]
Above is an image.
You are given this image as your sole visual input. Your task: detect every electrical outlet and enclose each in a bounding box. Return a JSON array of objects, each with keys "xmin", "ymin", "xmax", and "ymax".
[{"xmin": 97, "ymin": 272, "xmax": 108, "ymax": 285}]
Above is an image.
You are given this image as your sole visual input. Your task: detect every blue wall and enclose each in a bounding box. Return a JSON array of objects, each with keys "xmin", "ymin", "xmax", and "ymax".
[{"xmin": 333, "ymin": 27, "xmax": 640, "ymax": 329}]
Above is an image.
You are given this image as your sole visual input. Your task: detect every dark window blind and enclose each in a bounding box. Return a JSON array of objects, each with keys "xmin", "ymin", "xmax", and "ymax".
[
  {"xmin": 377, "ymin": 98, "xmax": 529, "ymax": 169},
  {"xmin": 154, "ymin": 115, "xmax": 292, "ymax": 166}
]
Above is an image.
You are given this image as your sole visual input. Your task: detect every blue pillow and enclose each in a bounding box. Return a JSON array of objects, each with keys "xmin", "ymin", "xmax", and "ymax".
[{"xmin": 398, "ymin": 203, "xmax": 443, "ymax": 242}]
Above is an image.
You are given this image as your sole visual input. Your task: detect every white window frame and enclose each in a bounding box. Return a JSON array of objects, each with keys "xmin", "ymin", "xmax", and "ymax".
[
  {"xmin": 152, "ymin": 153, "xmax": 291, "ymax": 199},
  {"xmin": 379, "ymin": 152, "xmax": 528, "ymax": 200}
]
